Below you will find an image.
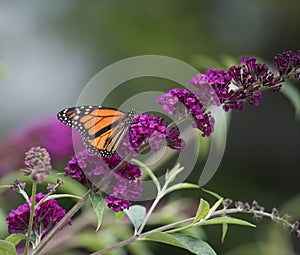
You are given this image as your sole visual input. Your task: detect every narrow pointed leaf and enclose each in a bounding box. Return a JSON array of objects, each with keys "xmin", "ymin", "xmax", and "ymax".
[
  {"xmin": 35, "ymin": 194, "xmax": 82, "ymax": 209},
  {"xmin": 46, "ymin": 194, "xmax": 82, "ymax": 201},
  {"xmin": 125, "ymin": 205, "xmax": 146, "ymax": 231},
  {"xmin": 0, "ymin": 240, "xmax": 17, "ymax": 255},
  {"xmin": 89, "ymin": 193, "xmax": 105, "ymax": 232},
  {"xmin": 0, "ymin": 185, "xmax": 10, "ymax": 189},
  {"xmin": 193, "ymin": 199, "xmax": 210, "ymax": 223},
  {"xmin": 145, "ymin": 232, "xmax": 216, "ymax": 255},
  {"xmin": 197, "ymin": 216, "xmax": 256, "ymax": 228},
  {"xmin": 221, "ymin": 223, "xmax": 228, "ymax": 243},
  {"xmin": 165, "ymin": 183, "xmax": 200, "ymax": 195},
  {"xmin": 5, "ymin": 234, "xmax": 26, "ymax": 246}
]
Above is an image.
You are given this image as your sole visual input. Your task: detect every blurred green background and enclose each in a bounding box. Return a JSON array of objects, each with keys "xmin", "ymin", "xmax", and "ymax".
[{"xmin": 0, "ymin": 1, "xmax": 300, "ymax": 254}]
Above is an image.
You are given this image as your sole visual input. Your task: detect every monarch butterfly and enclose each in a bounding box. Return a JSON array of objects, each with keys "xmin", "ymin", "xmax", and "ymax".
[{"xmin": 57, "ymin": 106, "xmax": 135, "ymax": 157}]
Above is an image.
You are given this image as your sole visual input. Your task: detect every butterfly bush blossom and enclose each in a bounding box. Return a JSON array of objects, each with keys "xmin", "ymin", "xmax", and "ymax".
[
  {"xmin": 157, "ymin": 50, "xmax": 300, "ymax": 133},
  {"xmin": 65, "ymin": 150, "xmax": 142, "ymax": 212},
  {"xmin": 274, "ymin": 50, "xmax": 300, "ymax": 79},
  {"xmin": 63, "ymin": 50, "xmax": 300, "ymax": 213},
  {"xmin": 156, "ymin": 88, "xmax": 215, "ymax": 137},
  {"xmin": 128, "ymin": 114, "xmax": 185, "ymax": 152},
  {"xmin": 6, "ymin": 192, "xmax": 71, "ymax": 238},
  {"xmin": 21, "ymin": 146, "xmax": 52, "ymax": 183},
  {"xmin": 190, "ymin": 57, "xmax": 281, "ymax": 112}
]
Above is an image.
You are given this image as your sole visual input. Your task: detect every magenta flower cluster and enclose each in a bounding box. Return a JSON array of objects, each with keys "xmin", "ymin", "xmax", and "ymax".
[
  {"xmin": 189, "ymin": 58, "xmax": 279, "ymax": 112},
  {"xmin": 6, "ymin": 193, "xmax": 71, "ymax": 238},
  {"xmin": 128, "ymin": 114, "xmax": 185, "ymax": 152},
  {"xmin": 157, "ymin": 50, "xmax": 300, "ymax": 136},
  {"xmin": 65, "ymin": 150, "xmax": 142, "ymax": 212},
  {"xmin": 157, "ymin": 88, "xmax": 215, "ymax": 137},
  {"xmin": 274, "ymin": 50, "xmax": 300, "ymax": 78}
]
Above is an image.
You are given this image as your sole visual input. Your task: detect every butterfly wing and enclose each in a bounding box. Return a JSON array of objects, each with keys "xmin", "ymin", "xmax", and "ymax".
[{"xmin": 57, "ymin": 106, "xmax": 133, "ymax": 157}]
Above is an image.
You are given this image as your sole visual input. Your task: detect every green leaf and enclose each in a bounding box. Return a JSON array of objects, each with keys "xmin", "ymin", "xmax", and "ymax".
[
  {"xmin": 0, "ymin": 185, "xmax": 10, "ymax": 189},
  {"xmin": 193, "ymin": 199, "xmax": 210, "ymax": 223},
  {"xmin": 165, "ymin": 183, "xmax": 200, "ymax": 195},
  {"xmin": 5, "ymin": 234, "xmax": 26, "ymax": 246},
  {"xmin": 115, "ymin": 211, "xmax": 125, "ymax": 221},
  {"xmin": 197, "ymin": 216, "xmax": 256, "ymax": 228},
  {"xmin": 0, "ymin": 240, "xmax": 17, "ymax": 255},
  {"xmin": 45, "ymin": 194, "xmax": 82, "ymax": 201},
  {"xmin": 35, "ymin": 193, "xmax": 82, "ymax": 209},
  {"xmin": 125, "ymin": 205, "xmax": 146, "ymax": 231},
  {"xmin": 280, "ymin": 82, "xmax": 300, "ymax": 120},
  {"xmin": 0, "ymin": 208, "xmax": 8, "ymax": 238},
  {"xmin": 221, "ymin": 223, "xmax": 228, "ymax": 243},
  {"xmin": 145, "ymin": 232, "xmax": 216, "ymax": 255},
  {"xmin": 89, "ymin": 193, "xmax": 105, "ymax": 232}
]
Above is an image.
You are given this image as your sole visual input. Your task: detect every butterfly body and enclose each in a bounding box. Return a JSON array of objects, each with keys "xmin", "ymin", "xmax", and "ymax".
[{"xmin": 57, "ymin": 106, "xmax": 135, "ymax": 157}]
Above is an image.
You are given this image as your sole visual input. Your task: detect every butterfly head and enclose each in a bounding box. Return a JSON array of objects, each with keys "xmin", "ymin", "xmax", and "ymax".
[{"xmin": 125, "ymin": 109, "xmax": 136, "ymax": 126}]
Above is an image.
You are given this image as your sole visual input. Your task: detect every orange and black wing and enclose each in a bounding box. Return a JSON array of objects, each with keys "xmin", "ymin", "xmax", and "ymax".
[{"xmin": 57, "ymin": 106, "xmax": 134, "ymax": 157}]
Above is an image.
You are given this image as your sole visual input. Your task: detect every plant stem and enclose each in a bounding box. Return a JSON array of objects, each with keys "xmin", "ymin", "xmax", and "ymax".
[
  {"xmin": 23, "ymin": 180, "xmax": 37, "ymax": 255},
  {"xmin": 137, "ymin": 193, "xmax": 163, "ymax": 235},
  {"xmin": 90, "ymin": 235, "xmax": 139, "ymax": 255},
  {"xmin": 90, "ymin": 216, "xmax": 195, "ymax": 255},
  {"xmin": 89, "ymin": 206, "xmax": 275, "ymax": 255},
  {"xmin": 137, "ymin": 175, "xmax": 171, "ymax": 235},
  {"xmin": 32, "ymin": 189, "xmax": 92, "ymax": 255}
]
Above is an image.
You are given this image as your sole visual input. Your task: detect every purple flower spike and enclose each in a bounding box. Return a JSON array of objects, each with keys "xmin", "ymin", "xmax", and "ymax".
[
  {"xmin": 166, "ymin": 126, "xmax": 185, "ymax": 150},
  {"xmin": 157, "ymin": 88, "xmax": 215, "ymax": 137},
  {"xmin": 190, "ymin": 55, "xmax": 284, "ymax": 112},
  {"xmin": 274, "ymin": 50, "xmax": 300, "ymax": 79},
  {"xmin": 22, "ymin": 147, "xmax": 52, "ymax": 182},
  {"xmin": 129, "ymin": 113, "xmax": 185, "ymax": 151},
  {"xmin": 105, "ymin": 195, "xmax": 131, "ymax": 212},
  {"xmin": 6, "ymin": 193, "xmax": 71, "ymax": 238},
  {"xmin": 64, "ymin": 154, "xmax": 90, "ymax": 186}
]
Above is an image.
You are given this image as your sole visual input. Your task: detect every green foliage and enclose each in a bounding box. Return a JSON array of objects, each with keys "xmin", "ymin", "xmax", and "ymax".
[
  {"xmin": 193, "ymin": 199, "xmax": 210, "ymax": 224},
  {"xmin": 125, "ymin": 205, "xmax": 146, "ymax": 232},
  {"xmin": 165, "ymin": 183, "xmax": 200, "ymax": 195},
  {"xmin": 115, "ymin": 211, "xmax": 126, "ymax": 221},
  {"xmin": 145, "ymin": 232, "xmax": 217, "ymax": 255},
  {"xmin": 0, "ymin": 208, "xmax": 8, "ymax": 239},
  {"xmin": 89, "ymin": 193, "xmax": 105, "ymax": 232},
  {"xmin": 197, "ymin": 216, "xmax": 256, "ymax": 228},
  {"xmin": 5, "ymin": 234, "xmax": 26, "ymax": 246},
  {"xmin": 0, "ymin": 240, "xmax": 17, "ymax": 255},
  {"xmin": 0, "ymin": 185, "xmax": 10, "ymax": 189}
]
